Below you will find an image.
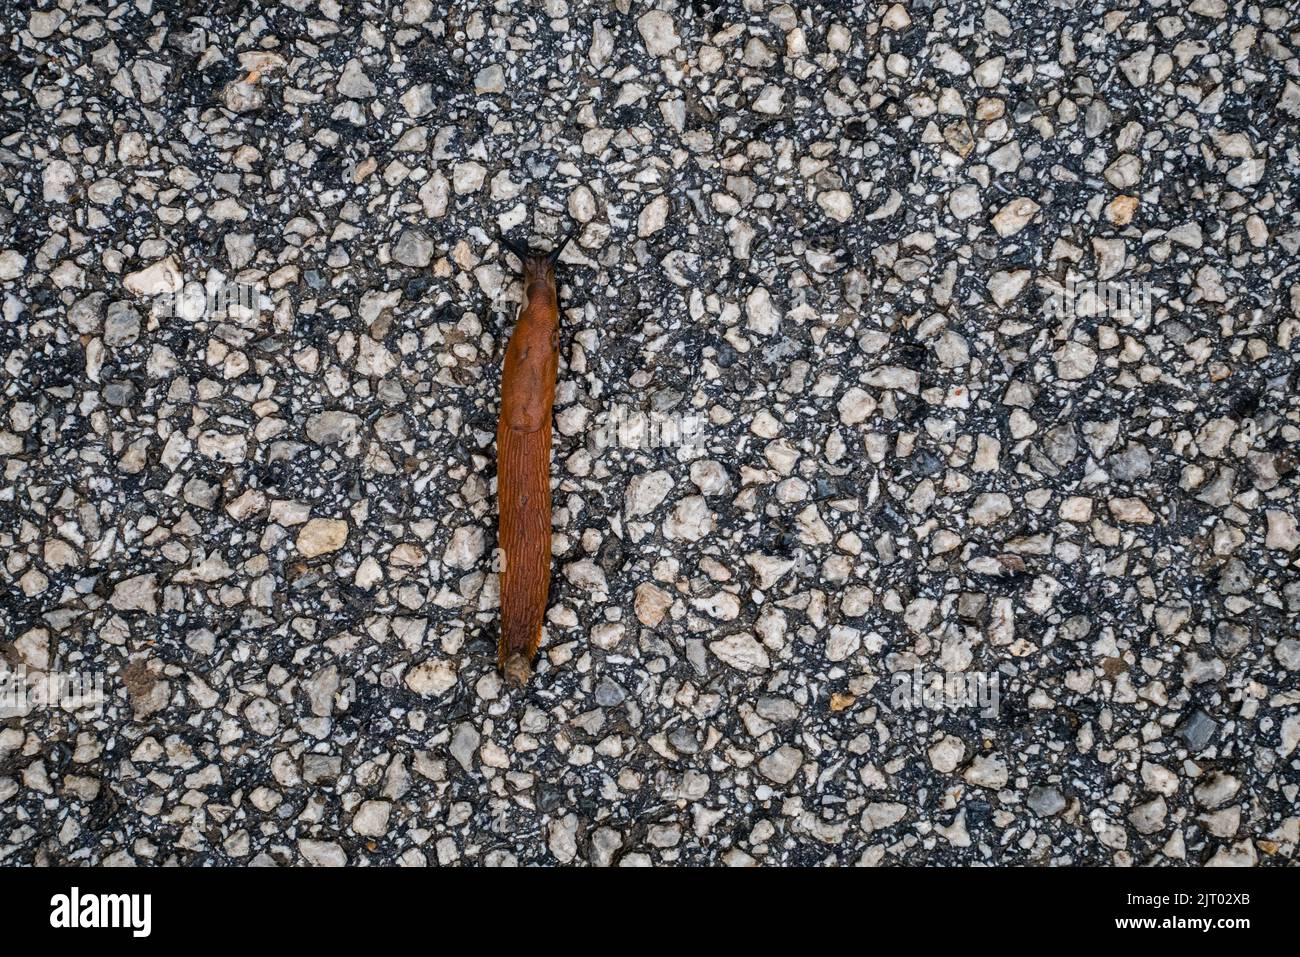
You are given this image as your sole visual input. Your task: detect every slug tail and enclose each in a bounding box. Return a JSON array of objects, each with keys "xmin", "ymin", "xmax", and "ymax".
[
  {"xmin": 496, "ymin": 423, "xmax": 552, "ymax": 685},
  {"xmin": 501, "ymin": 652, "xmax": 533, "ymax": 688}
]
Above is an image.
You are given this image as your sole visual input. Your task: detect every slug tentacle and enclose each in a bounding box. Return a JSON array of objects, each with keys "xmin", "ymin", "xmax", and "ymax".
[
  {"xmin": 499, "ymin": 231, "xmax": 531, "ymax": 266},
  {"xmin": 547, "ymin": 225, "xmax": 578, "ymax": 265}
]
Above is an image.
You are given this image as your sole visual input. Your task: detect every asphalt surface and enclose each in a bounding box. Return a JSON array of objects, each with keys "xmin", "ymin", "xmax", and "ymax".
[{"xmin": 1, "ymin": 1, "xmax": 1298, "ymax": 865}]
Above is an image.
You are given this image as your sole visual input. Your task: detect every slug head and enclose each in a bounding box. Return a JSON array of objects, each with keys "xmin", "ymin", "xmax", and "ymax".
[
  {"xmin": 499, "ymin": 227, "xmax": 577, "ymax": 288},
  {"xmin": 521, "ymin": 253, "xmax": 556, "ymax": 290}
]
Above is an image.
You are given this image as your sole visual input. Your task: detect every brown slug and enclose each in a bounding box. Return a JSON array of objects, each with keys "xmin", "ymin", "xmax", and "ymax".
[{"xmin": 495, "ymin": 229, "xmax": 574, "ymax": 686}]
